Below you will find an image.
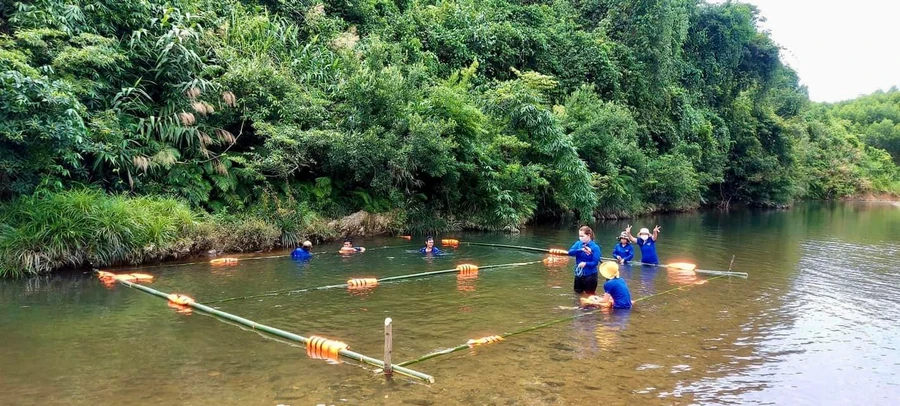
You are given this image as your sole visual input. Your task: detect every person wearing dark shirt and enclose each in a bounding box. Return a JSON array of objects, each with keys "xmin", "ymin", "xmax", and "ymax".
[{"xmin": 420, "ymin": 236, "xmax": 443, "ymax": 255}]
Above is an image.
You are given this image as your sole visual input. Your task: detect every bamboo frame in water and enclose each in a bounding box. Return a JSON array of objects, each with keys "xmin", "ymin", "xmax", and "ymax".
[
  {"xmin": 462, "ymin": 242, "xmax": 749, "ymax": 278},
  {"xmin": 103, "ymin": 274, "xmax": 435, "ymax": 383},
  {"xmin": 206, "ymin": 260, "xmax": 543, "ymax": 304},
  {"xmin": 398, "ymin": 274, "xmax": 729, "ymax": 367}
]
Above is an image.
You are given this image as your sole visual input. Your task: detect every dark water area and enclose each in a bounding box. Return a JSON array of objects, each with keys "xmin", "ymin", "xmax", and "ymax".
[{"xmin": 2, "ymin": 202, "xmax": 899, "ymax": 405}]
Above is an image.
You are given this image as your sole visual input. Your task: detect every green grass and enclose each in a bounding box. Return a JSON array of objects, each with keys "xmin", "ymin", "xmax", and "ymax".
[{"xmin": 0, "ymin": 190, "xmax": 199, "ymax": 277}]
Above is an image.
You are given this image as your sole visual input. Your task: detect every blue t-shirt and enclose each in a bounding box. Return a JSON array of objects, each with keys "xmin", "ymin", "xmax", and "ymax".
[
  {"xmin": 603, "ymin": 277, "xmax": 632, "ymax": 309},
  {"xmin": 568, "ymin": 240, "xmax": 601, "ymax": 276},
  {"xmin": 636, "ymin": 237, "xmax": 659, "ymax": 265},
  {"xmin": 612, "ymin": 243, "xmax": 634, "ymax": 263},
  {"xmin": 291, "ymin": 248, "xmax": 312, "ymax": 260},
  {"xmin": 420, "ymin": 246, "xmax": 443, "ymax": 255}
]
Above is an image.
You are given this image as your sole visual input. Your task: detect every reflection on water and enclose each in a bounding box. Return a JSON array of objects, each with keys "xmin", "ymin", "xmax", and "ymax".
[{"xmin": 1, "ymin": 202, "xmax": 899, "ymax": 405}]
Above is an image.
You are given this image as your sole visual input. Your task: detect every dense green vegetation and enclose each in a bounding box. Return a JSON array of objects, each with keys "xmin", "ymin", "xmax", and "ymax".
[{"xmin": 1, "ymin": 0, "xmax": 898, "ymax": 275}]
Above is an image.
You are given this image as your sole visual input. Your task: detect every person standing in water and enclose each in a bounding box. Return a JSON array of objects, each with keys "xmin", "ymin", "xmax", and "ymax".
[
  {"xmin": 420, "ymin": 236, "xmax": 443, "ymax": 255},
  {"xmin": 626, "ymin": 224, "xmax": 660, "ymax": 265},
  {"xmin": 612, "ymin": 232, "xmax": 634, "ymax": 264},
  {"xmin": 567, "ymin": 226, "xmax": 601, "ymax": 295},
  {"xmin": 291, "ymin": 240, "xmax": 313, "ymax": 260}
]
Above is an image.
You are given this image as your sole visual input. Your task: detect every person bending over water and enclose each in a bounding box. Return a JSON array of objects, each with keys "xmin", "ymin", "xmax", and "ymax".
[
  {"xmin": 626, "ymin": 224, "xmax": 660, "ymax": 265},
  {"xmin": 420, "ymin": 236, "xmax": 443, "ymax": 255},
  {"xmin": 568, "ymin": 226, "xmax": 601, "ymax": 295}
]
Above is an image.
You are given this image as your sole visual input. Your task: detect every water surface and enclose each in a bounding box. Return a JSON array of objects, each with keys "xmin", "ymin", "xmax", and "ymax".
[{"xmin": 2, "ymin": 202, "xmax": 898, "ymax": 405}]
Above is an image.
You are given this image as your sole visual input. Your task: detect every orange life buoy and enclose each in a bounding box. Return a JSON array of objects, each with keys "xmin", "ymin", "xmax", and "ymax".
[
  {"xmin": 548, "ymin": 248, "xmax": 568, "ymax": 256},
  {"xmin": 441, "ymin": 239, "xmax": 460, "ymax": 247}
]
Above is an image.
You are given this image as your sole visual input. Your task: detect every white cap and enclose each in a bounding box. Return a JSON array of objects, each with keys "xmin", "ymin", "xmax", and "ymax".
[{"xmin": 638, "ymin": 228, "xmax": 650, "ymax": 236}]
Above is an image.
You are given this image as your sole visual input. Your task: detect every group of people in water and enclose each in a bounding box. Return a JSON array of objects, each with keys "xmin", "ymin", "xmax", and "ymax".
[
  {"xmin": 291, "ymin": 224, "xmax": 663, "ymax": 311},
  {"xmin": 567, "ymin": 225, "xmax": 660, "ymax": 310}
]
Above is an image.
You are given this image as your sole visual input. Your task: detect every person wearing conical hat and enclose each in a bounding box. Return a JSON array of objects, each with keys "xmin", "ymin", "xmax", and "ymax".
[
  {"xmin": 580, "ymin": 262, "xmax": 632, "ymax": 309},
  {"xmin": 625, "ymin": 224, "xmax": 661, "ymax": 265},
  {"xmin": 612, "ymin": 232, "xmax": 634, "ymax": 264},
  {"xmin": 599, "ymin": 261, "xmax": 632, "ymax": 309}
]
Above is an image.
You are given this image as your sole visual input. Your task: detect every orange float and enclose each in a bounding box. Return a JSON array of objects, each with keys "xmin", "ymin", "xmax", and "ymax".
[
  {"xmin": 456, "ymin": 263, "xmax": 479, "ymax": 276},
  {"xmin": 346, "ymin": 278, "xmax": 378, "ymax": 289},
  {"xmin": 210, "ymin": 257, "xmax": 239, "ymax": 265},
  {"xmin": 441, "ymin": 239, "xmax": 460, "ymax": 247},
  {"xmin": 306, "ymin": 335, "xmax": 348, "ymax": 361},
  {"xmin": 167, "ymin": 293, "xmax": 195, "ymax": 306},
  {"xmin": 466, "ymin": 335, "xmax": 504, "ymax": 347},
  {"xmin": 548, "ymin": 248, "xmax": 568, "ymax": 256}
]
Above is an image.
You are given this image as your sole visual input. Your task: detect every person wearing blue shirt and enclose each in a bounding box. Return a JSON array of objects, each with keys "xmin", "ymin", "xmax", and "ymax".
[
  {"xmin": 626, "ymin": 224, "xmax": 660, "ymax": 265},
  {"xmin": 420, "ymin": 236, "xmax": 443, "ymax": 255},
  {"xmin": 291, "ymin": 241, "xmax": 313, "ymax": 260},
  {"xmin": 612, "ymin": 232, "xmax": 634, "ymax": 264},
  {"xmin": 599, "ymin": 262, "xmax": 632, "ymax": 309},
  {"xmin": 568, "ymin": 226, "xmax": 602, "ymax": 295}
]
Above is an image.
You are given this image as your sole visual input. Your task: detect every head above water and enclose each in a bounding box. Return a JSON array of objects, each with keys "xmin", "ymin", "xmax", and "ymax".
[
  {"xmin": 425, "ymin": 236, "xmax": 434, "ymax": 246},
  {"xmin": 302, "ymin": 240, "xmax": 312, "ymax": 250},
  {"xmin": 343, "ymin": 238, "xmax": 353, "ymax": 247},
  {"xmin": 578, "ymin": 226, "xmax": 594, "ymax": 244}
]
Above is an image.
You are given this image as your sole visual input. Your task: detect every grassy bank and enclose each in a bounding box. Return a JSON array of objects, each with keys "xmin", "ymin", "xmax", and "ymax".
[{"xmin": 0, "ymin": 190, "xmax": 345, "ymax": 278}]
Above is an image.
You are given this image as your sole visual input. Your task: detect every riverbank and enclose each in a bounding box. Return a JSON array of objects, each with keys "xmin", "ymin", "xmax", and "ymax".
[{"xmin": 3, "ymin": 189, "xmax": 899, "ymax": 278}]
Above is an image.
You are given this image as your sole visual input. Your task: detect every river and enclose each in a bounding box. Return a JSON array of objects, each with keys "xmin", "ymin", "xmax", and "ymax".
[{"xmin": 2, "ymin": 202, "xmax": 898, "ymax": 405}]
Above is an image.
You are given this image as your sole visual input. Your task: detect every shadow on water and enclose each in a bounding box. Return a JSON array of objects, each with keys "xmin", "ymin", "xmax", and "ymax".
[{"xmin": 1, "ymin": 202, "xmax": 899, "ymax": 405}]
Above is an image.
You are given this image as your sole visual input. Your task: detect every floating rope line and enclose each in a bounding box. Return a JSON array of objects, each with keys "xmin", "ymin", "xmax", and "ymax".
[
  {"xmin": 94, "ymin": 270, "xmax": 434, "ymax": 383},
  {"xmin": 459, "ymin": 242, "xmax": 748, "ymax": 278},
  {"xmin": 397, "ymin": 274, "xmax": 729, "ymax": 367},
  {"xmin": 204, "ymin": 261, "xmax": 542, "ymax": 304}
]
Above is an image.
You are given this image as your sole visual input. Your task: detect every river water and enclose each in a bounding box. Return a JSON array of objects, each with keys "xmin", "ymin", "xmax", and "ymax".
[{"xmin": 1, "ymin": 202, "xmax": 898, "ymax": 405}]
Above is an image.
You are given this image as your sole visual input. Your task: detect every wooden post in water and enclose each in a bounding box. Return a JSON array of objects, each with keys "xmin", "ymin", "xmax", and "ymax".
[
  {"xmin": 384, "ymin": 318, "xmax": 393, "ymax": 378},
  {"xmin": 729, "ymin": 255, "xmax": 736, "ymax": 271}
]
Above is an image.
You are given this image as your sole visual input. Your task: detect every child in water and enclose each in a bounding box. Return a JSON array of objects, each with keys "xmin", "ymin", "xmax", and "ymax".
[
  {"xmin": 581, "ymin": 262, "xmax": 633, "ymax": 309},
  {"xmin": 339, "ymin": 238, "xmax": 366, "ymax": 254},
  {"xmin": 291, "ymin": 240, "xmax": 313, "ymax": 260},
  {"xmin": 567, "ymin": 226, "xmax": 602, "ymax": 295},
  {"xmin": 612, "ymin": 232, "xmax": 634, "ymax": 264},
  {"xmin": 420, "ymin": 236, "xmax": 443, "ymax": 255},
  {"xmin": 626, "ymin": 224, "xmax": 660, "ymax": 265}
]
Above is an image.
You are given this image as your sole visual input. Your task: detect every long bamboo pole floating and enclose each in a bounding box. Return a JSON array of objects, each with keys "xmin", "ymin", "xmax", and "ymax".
[
  {"xmin": 598, "ymin": 257, "xmax": 749, "ymax": 278},
  {"xmin": 101, "ymin": 273, "xmax": 434, "ymax": 383},
  {"xmin": 460, "ymin": 241, "xmax": 748, "ymax": 278},
  {"xmin": 397, "ymin": 274, "xmax": 729, "ymax": 367},
  {"xmin": 205, "ymin": 261, "xmax": 543, "ymax": 304}
]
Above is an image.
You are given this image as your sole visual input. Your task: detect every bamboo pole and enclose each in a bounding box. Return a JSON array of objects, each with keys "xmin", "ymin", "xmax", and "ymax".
[
  {"xmin": 205, "ymin": 261, "xmax": 542, "ymax": 304},
  {"xmin": 397, "ymin": 274, "xmax": 729, "ymax": 367},
  {"xmin": 600, "ymin": 257, "xmax": 749, "ymax": 278},
  {"xmin": 384, "ymin": 318, "xmax": 393, "ymax": 378},
  {"xmin": 461, "ymin": 241, "xmax": 749, "ymax": 278},
  {"xmin": 103, "ymin": 274, "xmax": 434, "ymax": 383}
]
